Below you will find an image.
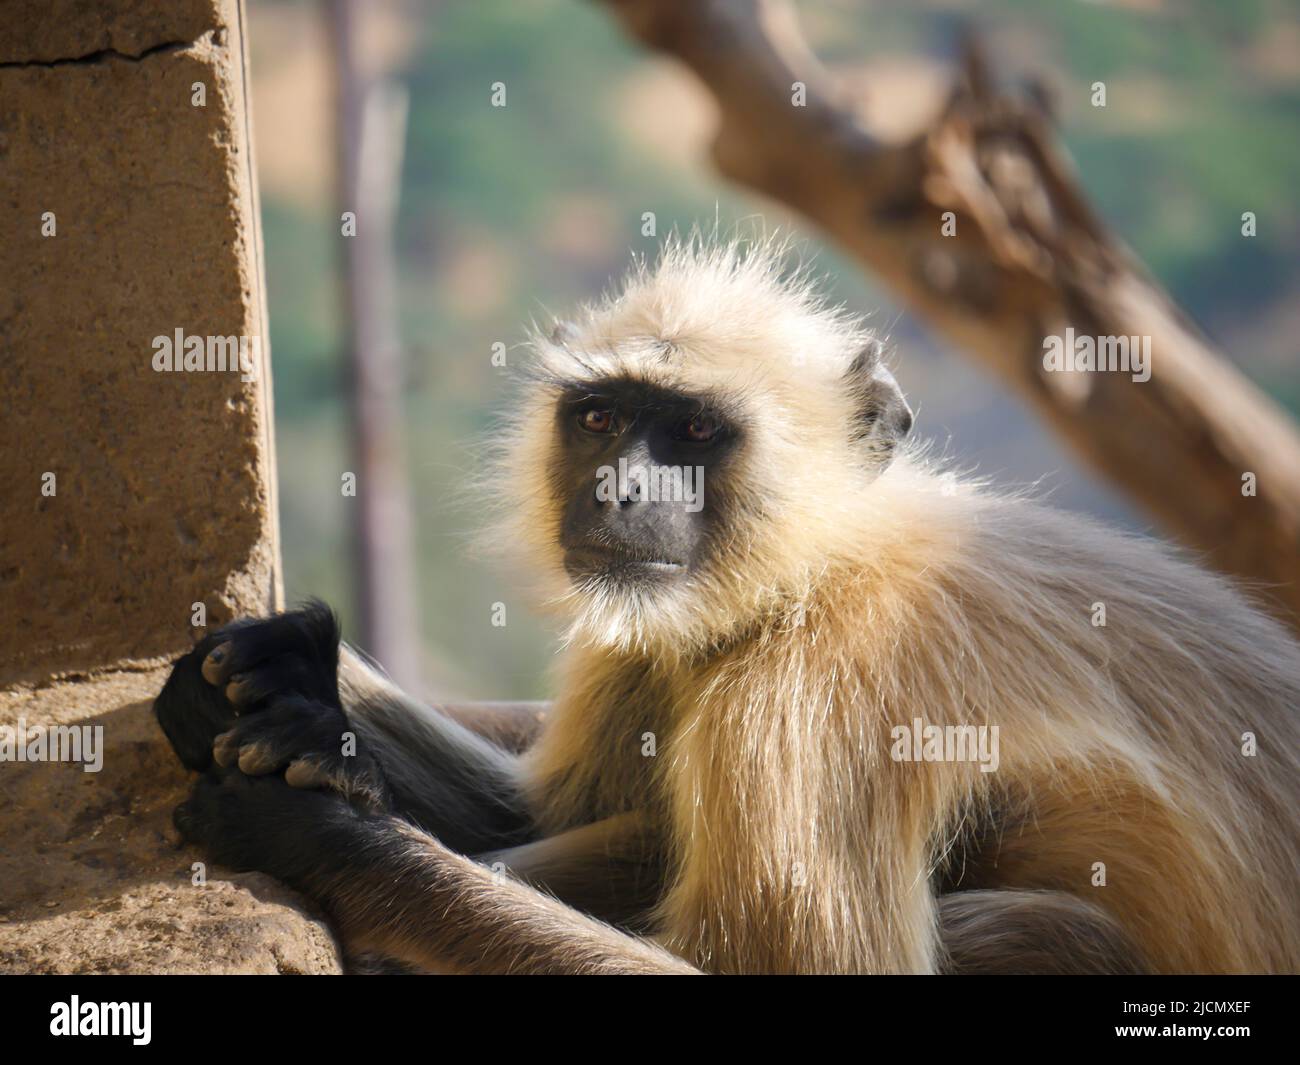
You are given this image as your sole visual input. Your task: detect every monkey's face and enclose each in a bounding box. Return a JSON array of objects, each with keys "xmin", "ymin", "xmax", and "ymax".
[
  {"xmin": 550, "ymin": 377, "xmax": 738, "ymax": 591},
  {"xmin": 499, "ymin": 347, "xmax": 912, "ymax": 655},
  {"xmin": 527, "ymin": 355, "xmax": 910, "ymax": 655},
  {"xmin": 493, "ymin": 238, "xmax": 914, "ymax": 655}
]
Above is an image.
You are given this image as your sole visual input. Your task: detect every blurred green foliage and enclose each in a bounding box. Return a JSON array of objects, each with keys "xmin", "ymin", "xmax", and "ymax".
[{"xmin": 254, "ymin": 0, "xmax": 1300, "ymax": 699}]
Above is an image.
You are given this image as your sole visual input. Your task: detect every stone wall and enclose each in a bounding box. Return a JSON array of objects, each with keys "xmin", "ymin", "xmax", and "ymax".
[
  {"xmin": 0, "ymin": 0, "xmax": 280, "ymax": 685},
  {"xmin": 0, "ymin": 1, "xmax": 337, "ymax": 973}
]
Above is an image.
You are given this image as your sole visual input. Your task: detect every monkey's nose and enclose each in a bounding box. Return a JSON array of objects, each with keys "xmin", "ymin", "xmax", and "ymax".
[
  {"xmin": 618, "ymin": 478, "xmax": 645, "ymax": 506},
  {"xmin": 594, "ymin": 474, "xmax": 646, "ymax": 508}
]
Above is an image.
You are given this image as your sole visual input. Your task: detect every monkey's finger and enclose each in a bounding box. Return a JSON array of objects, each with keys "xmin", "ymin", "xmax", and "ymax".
[
  {"xmin": 201, "ymin": 642, "xmax": 233, "ymax": 685},
  {"xmin": 223, "ymin": 658, "xmax": 329, "ymax": 710},
  {"xmin": 237, "ymin": 741, "xmax": 284, "ymax": 776},
  {"xmin": 286, "ymin": 754, "xmax": 388, "ymax": 812},
  {"xmin": 200, "ymin": 618, "xmax": 293, "ymax": 688},
  {"xmin": 212, "ymin": 698, "xmax": 331, "ymax": 775},
  {"xmin": 213, "ymin": 737, "xmax": 283, "ymax": 776},
  {"xmin": 200, "ymin": 608, "xmax": 340, "ymax": 691},
  {"xmin": 284, "ymin": 756, "xmax": 335, "ymax": 791},
  {"xmin": 212, "ymin": 722, "xmax": 294, "ymax": 772},
  {"xmin": 212, "ymin": 730, "xmax": 239, "ymax": 768}
]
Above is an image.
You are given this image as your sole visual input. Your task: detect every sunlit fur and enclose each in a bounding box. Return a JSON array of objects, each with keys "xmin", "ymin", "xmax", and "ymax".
[
  {"xmin": 493, "ymin": 235, "xmax": 893, "ymax": 660},
  {"xmin": 497, "ymin": 236, "xmax": 1300, "ymax": 973}
]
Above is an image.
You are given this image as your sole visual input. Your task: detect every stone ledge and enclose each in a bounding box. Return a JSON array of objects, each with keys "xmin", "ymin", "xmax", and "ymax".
[{"xmin": 0, "ymin": 667, "xmax": 342, "ymax": 975}]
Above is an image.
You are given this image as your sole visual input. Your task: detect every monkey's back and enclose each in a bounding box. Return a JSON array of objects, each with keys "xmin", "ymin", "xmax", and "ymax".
[{"xmin": 833, "ymin": 478, "xmax": 1300, "ymax": 972}]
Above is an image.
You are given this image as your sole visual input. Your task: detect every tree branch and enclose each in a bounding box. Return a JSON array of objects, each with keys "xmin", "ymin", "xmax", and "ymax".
[{"xmin": 600, "ymin": 0, "xmax": 1300, "ymax": 630}]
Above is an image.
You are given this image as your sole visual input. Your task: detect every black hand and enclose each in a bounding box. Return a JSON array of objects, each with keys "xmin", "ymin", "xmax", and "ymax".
[
  {"xmin": 199, "ymin": 600, "xmax": 342, "ymax": 712},
  {"xmin": 173, "ymin": 767, "xmax": 367, "ymax": 887},
  {"xmin": 211, "ymin": 693, "xmax": 390, "ymax": 812}
]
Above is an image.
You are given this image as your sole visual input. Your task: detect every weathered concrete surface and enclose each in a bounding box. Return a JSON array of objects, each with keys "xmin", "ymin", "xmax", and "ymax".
[
  {"xmin": 0, "ymin": 1, "xmax": 316, "ymax": 974},
  {"xmin": 0, "ymin": 0, "xmax": 280, "ymax": 687},
  {"xmin": 0, "ymin": 669, "xmax": 342, "ymax": 974},
  {"xmin": 0, "ymin": 1, "xmax": 225, "ymax": 65}
]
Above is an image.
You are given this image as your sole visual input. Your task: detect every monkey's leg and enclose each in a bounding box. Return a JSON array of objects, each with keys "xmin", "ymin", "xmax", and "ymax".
[
  {"xmin": 440, "ymin": 699, "xmax": 550, "ymax": 754},
  {"xmin": 477, "ymin": 810, "xmax": 665, "ymax": 930},
  {"xmin": 176, "ymin": 772, "xmax": 697, "ymax": 975},
  {"xmin": 937, "ymin": 889, "xmax": 1149, "ymax": 974},
  {"xmin": 341, "ymin": 649, "xmax": 550, "ymax": 755}
]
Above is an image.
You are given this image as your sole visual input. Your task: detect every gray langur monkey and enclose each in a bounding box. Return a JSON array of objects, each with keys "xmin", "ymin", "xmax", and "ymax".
[{"xmin": 155, "ymin": 237, "xmax": 1300, "ymax": 974}]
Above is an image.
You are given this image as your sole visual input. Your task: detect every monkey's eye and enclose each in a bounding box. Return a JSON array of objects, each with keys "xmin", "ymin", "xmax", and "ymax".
[
  {"xmin": 578, "ymin": 409, "xmax": 617, "ymax": 434},
  {"xmin": 679, "ymin": 412, "xmax": 722, "ymax": 443}
]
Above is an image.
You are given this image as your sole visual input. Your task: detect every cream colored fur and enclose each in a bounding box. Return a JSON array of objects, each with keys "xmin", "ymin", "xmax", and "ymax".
[{"xmin": 495, "ymin": 236, "xmax": 1300, "ymax": 974}]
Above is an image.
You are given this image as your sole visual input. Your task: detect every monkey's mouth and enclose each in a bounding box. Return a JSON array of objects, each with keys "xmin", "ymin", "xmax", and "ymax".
[{"xmin": 564, "ymin": 544, "xmax": 685, "ymax": 581}]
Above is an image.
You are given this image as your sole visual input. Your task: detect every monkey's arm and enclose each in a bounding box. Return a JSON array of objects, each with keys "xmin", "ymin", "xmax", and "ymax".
[
  {"xmin": 332, "ymin": 658, "xmax": 664, "ymax": 926},
  {"xmin": 155, "ymin": 606, "xmax": 538, "ymax": 855},
  {"xmin": 176, "ymin": 771, "xmax": 696, "ymax": 975},
  {"xmin": 157, "ymin": 610, "xmax": 663, "ymax": 922},
  {"xmin": 333, "ymin": 647, "xmax": 537, "ymax": 852}
]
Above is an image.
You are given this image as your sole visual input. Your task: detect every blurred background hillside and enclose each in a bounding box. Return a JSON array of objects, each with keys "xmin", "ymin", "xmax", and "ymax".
[{"xmin": 246, "ymin": 0, "xmax": 1300, "ymax": 700}]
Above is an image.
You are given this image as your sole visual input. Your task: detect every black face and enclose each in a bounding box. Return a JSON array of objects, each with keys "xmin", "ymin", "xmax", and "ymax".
[{"xmin": 552, "ymin": 377, "xmax": 740, "ymax": 586}]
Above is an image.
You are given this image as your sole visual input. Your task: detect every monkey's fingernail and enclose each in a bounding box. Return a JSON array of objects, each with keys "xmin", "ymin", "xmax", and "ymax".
[
  {"xmin": 224, "ymin": 674, "xmax": 248, "ymax": 703},
  {"xmin": 285, "ymin": 758, "xmax": 328, "ymax": 790},
  {"xmin": 202, "ymin": 643, "xmax": 232, "ymax": 684},
  {"xmin": 238, "ymin": 744, "xmax": 277, "ymax": 775},
  {"xmin": 213, "ymin": 731, "xmax": 237, "ymax": 767}
]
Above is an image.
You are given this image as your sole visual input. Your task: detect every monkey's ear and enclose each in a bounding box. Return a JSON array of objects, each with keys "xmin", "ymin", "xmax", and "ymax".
[{"xmin": 846, "ymin": 341, "xmax": 913, "ymax": 463}]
